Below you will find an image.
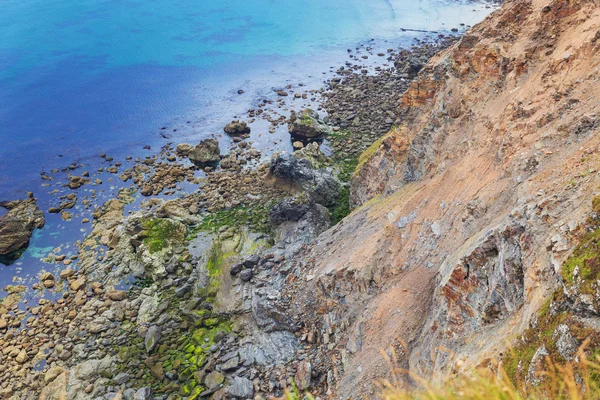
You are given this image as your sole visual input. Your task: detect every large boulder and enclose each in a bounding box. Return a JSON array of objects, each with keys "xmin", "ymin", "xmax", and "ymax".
[
  {"xmin": 188, "ymin": 139, "xmax": 220, "ymax": 166},
  {"xmin": 288, "ymin": 108, "xmax": 332, "ymax": 139},
  {"xmin": 0, "ymin": 197, "xmax": 45, "ymax": 261},
  {"xmin": 270, "ymin": 152, "xmax": 341, "ymax": 207},
  {"xmin": 224, "ymin": 120, "xmax": 251, "ymax": 135}
]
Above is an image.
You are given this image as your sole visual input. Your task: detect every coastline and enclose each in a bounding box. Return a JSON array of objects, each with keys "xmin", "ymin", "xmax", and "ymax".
[{"xmin": 0, "ymin": 3, "xmax": 503, "ymax": 398}]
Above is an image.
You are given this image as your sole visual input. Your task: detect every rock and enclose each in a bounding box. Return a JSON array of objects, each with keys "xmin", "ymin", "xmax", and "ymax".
[
  {"xmin": 176, "ymin": 143, "xmax": 193, "ymax": 156},
  {"xmin": 0, "ymin": 319, "xmax": 7, "ymax": 329},
  {"xmin": 289, "ymin": 109, "xmax": 332, "ymax": 139},
  {"xmin": 188, "ymin": 139, "xmax": 221, "ymax": 166},
  {"xmin": 243, "ymin": 254, "xmax": 260, "ymax": 268},
  {"xmin": 43, "ymin": 279, "xmax": 55, "ymax": 288},
  {"xmin": 133, "ymin": 387, "xmax": 153, "ymax": 400},
  {"xmin": 70, "ymin": 277, "xmax": 86, "ymax": 292},
  {"xmin": 60, "ymin": 268, "xmax": 75, "ymax": 279},
  {"xmin": 113, "ymin": 372, "xmax": 131, "ymax": 384},
  {"xmin": 270, "ymin": 152, "xmax": 341, "ymax": 207},
  {"xmin": 15, "ymin": 349, "xmax": 28, "ymax": 363},
  {"xmin": 225, "ymin": 376, "xmax": 254, "ymax": 398},
  {"xmin": 108, "ymin": 289, "xmax": 127, "ymax": 301},
  {"xmin": 44, "ymin": 366, "xmax": 65, "ymax": 383},
  {"xmin": 204, "ymin": 371, "xmax": 225, "ymax": 389},
  {"xmin": 74, "ymin": 356, "xmax": 114, "ymax": 380},
  {"xmin": 270, "ymin": 192, "xmax": 330, "ymax": 231},
  {"xmin": 230, "ymin": 263, "xmax": 244, "ymax": 276},
  {"xmin": 224, "ymin": 120, "xmax": 251, "ymax": 135},
  {"xmin": 239, "ymin": 269, "xmax": 253, "ymax": 282},
  {"xmin": 295, "ymin": 361, "xmax": 312, "ymax": 391},
  {"xmin": 145, "ymin": 325, "xmax": 162, "ymax": 353},
  {"xmin": 293, "ymin": 141, "xmax": 304, "ymax": 150},
  {"xmin": 68, "ymin": 176, "xmax": 86, "ymax": 189},
  {"xmin": 526, "ymin": 345, "xmax": 549, "ymax": 387},
  {"xmin": 0, "ymin": 198, "xmax": 45, "ymax": 259},
  {"xmin": 552, "ymin": 324, "xmax": 579, "ymax": 361},
  {"xmin": 123, "ymin": 389, "xmax": 136, "ymax": 400},
  {"xmin": 41, "ymin": 271, "xmax": 55, "ymax": 281},
  {"xmin": 221, "ymin": 356, "xmax": 239, "ymax": 371}
]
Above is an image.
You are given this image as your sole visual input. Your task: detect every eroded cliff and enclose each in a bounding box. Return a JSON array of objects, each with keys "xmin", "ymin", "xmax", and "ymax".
[{"xmin": 286, "ymin": 0, "xmax": 600, "ymax": 396}]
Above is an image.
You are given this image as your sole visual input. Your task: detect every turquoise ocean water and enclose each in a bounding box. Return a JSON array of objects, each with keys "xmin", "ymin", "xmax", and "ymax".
[{"xmin": 0, "ymin": 0, "xmax": 495, "ymax": 287}]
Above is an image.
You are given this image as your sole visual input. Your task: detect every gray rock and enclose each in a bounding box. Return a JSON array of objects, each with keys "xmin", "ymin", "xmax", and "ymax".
[
  {"xmin": 145, "ymin": 326, "xmax": 162, "ymax": 353},
  {"xmin": 527, "ymin": 345, "xmax": 549, "ymax": 387},
  {"xmin": 189, "ymin": 139, "xmax": 220, "ymax": 166},
  {"xmin": 123, "ymin": 389, "xmax": 136, "ymax": 400},
  {"xmin": 243, "ymin": 254, "xmax": 260, "ymax": 268},
  {"xmin": 270, "ymin": 152, "xmax": 341, "ymax": 207},
  {"xmin": 239, "ymin": 269, "xmax": 253, "ymax": 282},
  {"xmin": 134, "ymin": 387, "xmax": 153, "ymax": 400},
  {"xmin": 230, "ymin": 263, "xmax": 244, "ymax": 276},
  {"xmin": 174, "ymin": 284, "xmax": 191, "ymax": 297},
  {"xmin": 225, "ymin": 376, "xmax": 254, "ymax": 398},
  {"xmin": 552, "ymin": 324, "xmax": 579, "ymax": 361},
  {"xmin": 113, "ymin": 372, "xmax": 130, "ymax": 385},
  {"xmin": 221, "ymin": 356, "xmax": 240, "ymax": 371}
]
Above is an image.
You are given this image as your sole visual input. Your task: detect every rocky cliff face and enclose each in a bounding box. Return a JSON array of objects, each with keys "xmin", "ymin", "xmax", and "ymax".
[{"xmin": 286, "ymin": 0, "xmax": 600, "ymax": 396}]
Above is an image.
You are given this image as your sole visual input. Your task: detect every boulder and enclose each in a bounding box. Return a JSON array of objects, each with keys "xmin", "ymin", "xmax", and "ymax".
[
  {"xmin": 188, "ymin": 139, "xmax": 220, "ymax": 166},
  {"xmin": 288, "ymin": 109, "xmax": 332, "ymax": 139},
  {"xmin": 224, "ymin": 120, "xmax": 251, "ymax": 135},
  {"xmin": 270, "ymin": 152, "xmax": 341, "ymax": 207},
  {"xmin": 0, "ymin": 198, "xmax": 45, "ymax": 260}
]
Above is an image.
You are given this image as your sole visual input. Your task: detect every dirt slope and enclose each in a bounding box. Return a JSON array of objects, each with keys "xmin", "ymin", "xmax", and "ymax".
[{"xmin": 287, "ymin": 0, "xmax": 600, "ymax": 397}]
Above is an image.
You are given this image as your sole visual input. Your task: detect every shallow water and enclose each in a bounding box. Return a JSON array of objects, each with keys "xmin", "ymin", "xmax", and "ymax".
[{"xmin": 0, "ymin": 0, "xmax": 497, "ymax": 291}]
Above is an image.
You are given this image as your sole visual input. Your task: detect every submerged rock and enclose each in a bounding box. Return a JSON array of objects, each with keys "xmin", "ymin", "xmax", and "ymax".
[
  {"xmin": 188, "ymin": 138, "xmax": 221, "ymax": 166},
  {"xmin": 0, "ymin": 197, "xmax": 45, "ymax": 261},
  {"xmin": 289, "ymin": 108, "xmax": 332, "ymax": 139}
]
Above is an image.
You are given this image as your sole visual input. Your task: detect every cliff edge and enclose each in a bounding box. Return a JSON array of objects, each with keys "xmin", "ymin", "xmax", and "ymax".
[{"xmin": 286, "ymin": 0, "xmax": 600, "ymax": 396}]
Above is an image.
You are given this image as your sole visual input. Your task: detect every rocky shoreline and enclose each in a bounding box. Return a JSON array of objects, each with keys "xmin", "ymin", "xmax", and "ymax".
[{"xmin": 0, "ymin": 23, "xmax": 496, "ymax": 400}]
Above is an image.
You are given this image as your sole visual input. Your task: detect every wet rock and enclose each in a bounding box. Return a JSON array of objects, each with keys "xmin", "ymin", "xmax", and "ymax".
[
  {"xmin": 176, "ymin": 143, "xmax": 193, "ymax": 156},
  {"xmin": 289, "ymin": 109, "xmax": 332, "ymax": 139},
  {"xmin": 0, "ymin": 198, "xmax": 45, "ymax": 258},
  {"xmin": 189, "ymin": 139, "xmax": 221, "ymax": 166},
  {"xmin": 224, "ymin": 120, "xmax": 251, "ymax": 135}
]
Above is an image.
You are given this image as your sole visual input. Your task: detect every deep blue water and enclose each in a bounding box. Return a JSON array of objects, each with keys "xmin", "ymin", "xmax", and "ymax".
[{"xmin": 0, "ymin": 0, "xmax": 496, "ymax": 290}]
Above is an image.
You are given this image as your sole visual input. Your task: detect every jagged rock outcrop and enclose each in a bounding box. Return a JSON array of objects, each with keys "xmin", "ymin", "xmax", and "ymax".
[
  {"xmin": 0, "ymin": 197, "xmax": 44, "ymax": 261},
  {"xmin": 282, "ymin": 0, "xmax": 600, "ymax": 397},
  {"xmin": 270, "ymin": 151, "xmax": 341, "ymax": 207}
]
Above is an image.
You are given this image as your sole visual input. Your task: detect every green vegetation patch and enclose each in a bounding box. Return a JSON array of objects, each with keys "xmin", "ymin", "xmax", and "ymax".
[
  {"xmin": 141, "ymin": 218, "xmax": 186, "ymax": 253},
  {"xmin": 163, "ymin": 317, "xmax": 232, "ymax": 398},
  {"xmin": 196, "ymin": 203, "xmax": 274, "ymax": 234},
  {"xmin": 562, "ymin": 227, "xmax": 600, "ymax": 293}
]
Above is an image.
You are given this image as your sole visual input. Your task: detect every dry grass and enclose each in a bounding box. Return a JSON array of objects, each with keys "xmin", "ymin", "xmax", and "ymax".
[{"xmin": 280, "ymin": 341, "xmax": 600, "ymax": 400}]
